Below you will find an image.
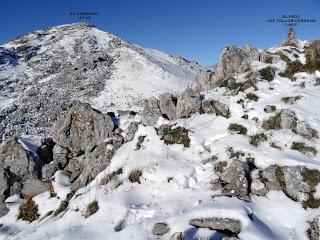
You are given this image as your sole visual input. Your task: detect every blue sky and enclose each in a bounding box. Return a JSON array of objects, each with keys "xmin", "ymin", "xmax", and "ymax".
[{"xmin": 1, "ymin": 0, "xmax": 319, "ymax": 65}]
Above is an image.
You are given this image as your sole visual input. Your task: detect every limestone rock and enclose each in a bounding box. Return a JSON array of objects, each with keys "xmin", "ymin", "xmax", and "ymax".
[
  {"xmin": 159, "ymin": 93, "xmax": 177, "ymax": 120},
  {"xmin": 141, "ymin": 97, "xmax": 161, "ymax": 126},
  {"xmin": 176, "ymin": 88, "xmax": 201, "ymax": 118},
  {"xmin": 51, "ymin": 101, "xmax": 114, "ymax": 156},
  {"xmin": 215, "ymin": 160, "xmax": 249, "ymax": 199},
  {"xmin": 295, "ymin": 121, "xmax": 318, "ymax": 139},
  {"xmin": 189, "ymin": 217, "xmax": 241, "ymax": 234},
  {"xmin": 283, "ymin": 166, "xmax": 310, "ymax": 202},
  {"xmin": 152, "ymin": 222, "xmax": 170, "ymax": 236},
  {"xmin": 280, "ymin": 109, "xmax": 297, "ymax": 129}
]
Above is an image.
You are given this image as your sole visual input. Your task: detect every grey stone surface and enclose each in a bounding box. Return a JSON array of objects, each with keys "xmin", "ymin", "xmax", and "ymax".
[
  {"xmin": 295, "ymin": 121, "xmax": 318, "ymax": 139},
  {"xmin": 159, "ymin": 93, "xmax": 177, "ymax": 120},
  {"xmin": 124, "ymin": 122, "xmax": 139, "ymax": 142},
  {"xmin": 152, "ymin": 222, "xmax": 170, "ymax": 236},
  {"xmin": 176, "ymin": 88, "xmax": 201, "ymax": 118},
  {"xmin": 200, "ymin": 45, "xmax": 266, "ymax": 90},
  {"xmin": 283, "ymin": 166, "xmax": 310, "ymax": 202},
  {"xmin": 280, "ymin": 109, "xmax": 297, "ymax": 129},
  {"xmin": 51, "ymin": 101, "xmax": 114, "ymax": 156},
  {"xmin": 250, "ymin": 179, "xmax": 268, "ymax": 196},
  {"xmin": 141, "ymin": 97, "xmax": 161, "ymax": 126},
  {"xmin": 215, "ymin": 160, "xmax": 249, "ymax": 199},
  {"xmin": 189, "ymin": 217, "xmax": 241, "ymax": 234},
  {"xmin": 21, "ymin": 179, "xmax": 50, "ymax": 197}
]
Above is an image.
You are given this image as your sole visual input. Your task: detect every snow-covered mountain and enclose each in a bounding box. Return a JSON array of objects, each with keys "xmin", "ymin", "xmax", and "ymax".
[
  {"xmin": 0, "ymin": 23, "xmax": 204, "ymax": 140},
  {"xmin": 1, "ymin": 25, "xmax": 320, "ymax": 240}
]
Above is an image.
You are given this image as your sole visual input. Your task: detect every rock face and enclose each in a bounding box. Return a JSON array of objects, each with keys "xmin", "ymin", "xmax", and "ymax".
[
  {"xmin": 176, "ymin": 88, "xmax": 201, "ymax": 118},
  {"xmin": 200, "ymin": 45, "xmax": 266, "ymax": 90},
  {"xmin": 158, "ymin": 93, "xmax": 177, "ymax": 120},
  {"xmin": 51, "ymin": 101, "xmax": 114, "ymax": 156},
  {"xmin": 141, "ymin": 97, "xmax": 161, "ymax": 126},
  {"xmin": 47, "ymin": 101, "xmax": 123, "ymax": 189},
  {"xmin": 283, "ymin": 166, "xmax": 310, "ymax": 202},
  {"xmin": 213, "ymin": 160, "xmax": 249, "ymax": 199},
  {"xmin": 189, "ymin": 217, "xmax": 241, "ymax": 234},
  {"xmin": 0, "ymin": 137, "xmax": 50, "ymax": 215}
]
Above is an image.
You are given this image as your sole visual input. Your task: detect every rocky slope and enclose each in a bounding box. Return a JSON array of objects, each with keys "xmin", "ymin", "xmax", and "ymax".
[
  {"xmin": 1, "ymin": 25, "xmax": 320, "ymax": 240},
  {"xmin": 0, "ymin": 23, "xmax": 203, "ymax": 141}
]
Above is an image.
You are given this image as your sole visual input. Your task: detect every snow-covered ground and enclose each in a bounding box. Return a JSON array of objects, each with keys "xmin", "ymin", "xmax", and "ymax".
[{"xmin": 1, "ymin": 25, "xmax": 320, "ymax": 240}]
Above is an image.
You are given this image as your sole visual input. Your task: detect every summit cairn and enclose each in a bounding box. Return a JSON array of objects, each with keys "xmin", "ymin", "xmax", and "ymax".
[{"xmin": 283, "ymin": 27, "xmax": 298, "ymax": 47}]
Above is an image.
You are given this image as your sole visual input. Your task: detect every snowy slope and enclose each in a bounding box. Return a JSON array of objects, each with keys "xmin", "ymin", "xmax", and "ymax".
[
  {"xmin": 0, "ymin": 23, "xmax": 204, "ymax": 139},
  {"xmin": 1, "ymin": 39, "xmax": 320, "ymax": 240}
]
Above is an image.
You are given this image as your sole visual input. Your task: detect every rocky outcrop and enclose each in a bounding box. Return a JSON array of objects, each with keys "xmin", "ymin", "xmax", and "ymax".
[
  {"xmin": 51, "ymin": 101, "xmax": 114, "ymax": 156},
  {"xmin": 262, "ymin": 109, "xmax": 318, "ymax": 139},
  {"xmin": 46, "ymin": 101, "xmax": 124, "ymax": 189},
  {"xmin": 176, "ymin": 88, "xmax": 201, "ymax": 118},
  {"xmin": 0, "ymin": 137, "xmax": 51, "ymax": 215},
  {"xmin": 212, "ymin": 160, "xmax": 249, "ymax": 199},
  {"xmin": 200, "ymin": 45, "xmax": 266, "ymax": 90}
]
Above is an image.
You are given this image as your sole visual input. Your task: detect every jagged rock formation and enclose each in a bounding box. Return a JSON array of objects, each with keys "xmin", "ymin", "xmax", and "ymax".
[{"xmin": 200, "ymin": 45, "xmax": 267, "ymax": 90}]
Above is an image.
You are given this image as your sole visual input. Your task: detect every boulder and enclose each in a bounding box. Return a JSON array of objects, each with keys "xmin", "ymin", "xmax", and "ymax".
[
  {"xmin": 0, "ymin": 137, "xmax": 41, "ymax": 180},
  {"xmin": 263, "ymin": 105, "xmax": 276, "ymax": 113},
  {"xmin": 214, "ymin": 160, "xmax": 249, "ymax": 199},
  {"xmin": 283, "ymin": 166, "xmax": 310, "ymax": 202},
  {"xmin": 176, "ymin": 88, "xmax": 201, "ymax": 118},
  {"xmin": 262, "ymin": 109, "xmax": 297, "ymax": 130},
  {"xmin": 51, "ymin": 101, "xmax": 114, "ymax": 156},
  {"xmin": 152, "ymin": 222, "xmax": 170, "ymax": 236},
  {"xmin": 295, "ymin": 121, "xmax": 318, "ymax": 139},
  {"xmin": 202, "ymin": 99, "xmax": 230, "ymax": 118},
  {"xmin": 189, "ymin": 217, "xmax": 241, "ymax": 234},
  {"xmin": 158, "ymin": 93, "xmax": 177, "ymax": 120},
  {"xmin": 250, "ymin": 179, "xmax": 268, "ymax": 196},
  {"xmin": 280, "ymin": 109, "xmax": 297, "ymax": 129},
  {"xmin": 141, "ymin": 97, "xmax": 161, "ymax": 126}
]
